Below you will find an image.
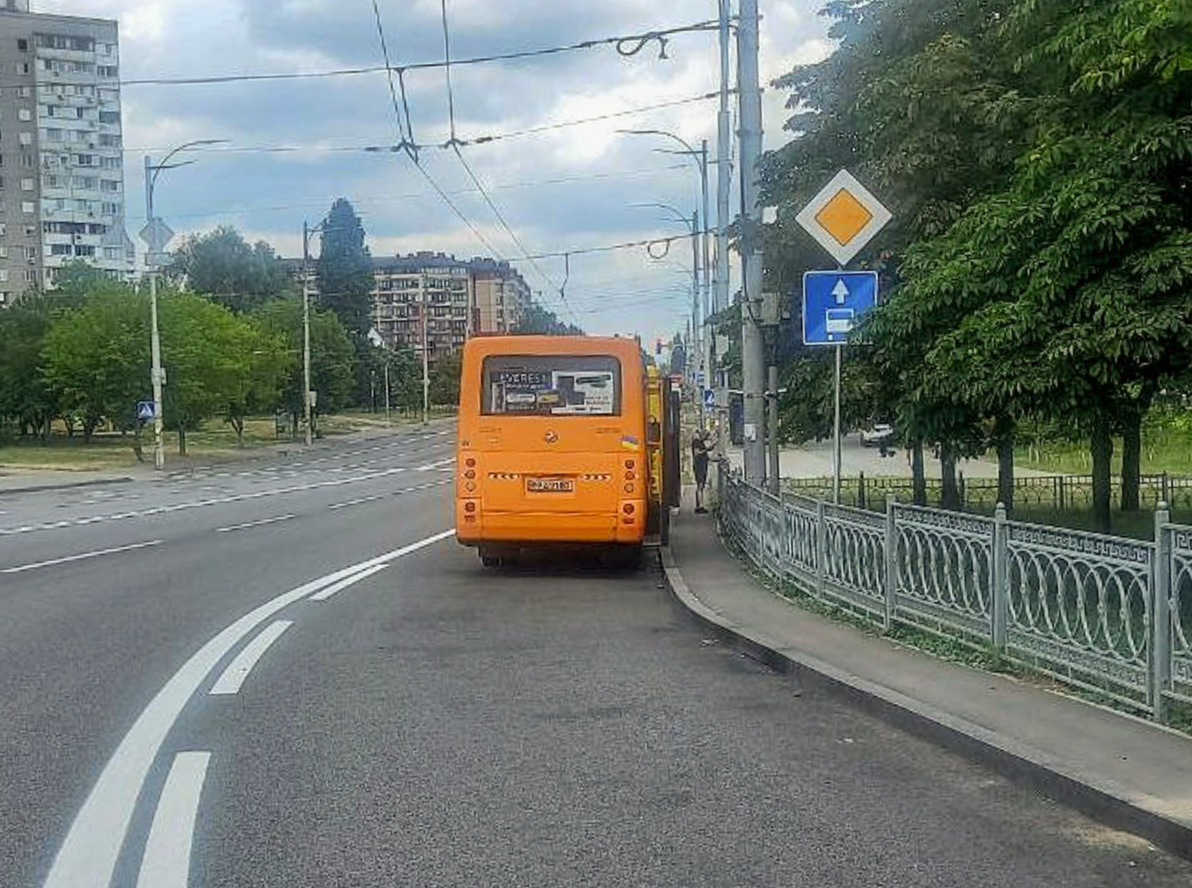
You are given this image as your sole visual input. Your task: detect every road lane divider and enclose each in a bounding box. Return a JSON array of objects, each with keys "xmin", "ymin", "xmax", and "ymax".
[
  {"xmin": 135, "ymin": 752, "xmax": 211, "ymax": 888},
  {"xmin": 415, "ymin": 457, "xmax": 456, "ymax": 472},
  {"xmin": 41, "ymin": 528, "xmax": 455, "ymax": 888},
  {"xmin": 326, "ymin": 479, "xmax": 452, "ymax": 512},
  {"xmin": 2, "ymin": 540, "xmax": 164, "ymax": 575},
  {"xmin": 215, "ymin": 514, "xmax": 297, "ymax": 534},
  {"xmin": 208, "ymin": 622, "xmax": 294, "ymax": 696},
  {"xmin": 309, "ymin": 564, "xmax": 389, "ymax": 602}
]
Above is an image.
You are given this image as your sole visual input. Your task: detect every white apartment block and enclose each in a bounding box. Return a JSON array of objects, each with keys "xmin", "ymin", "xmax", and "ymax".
[{"xmin": 0, "ymin": 0, "xmax": 134, "ymax": 306}]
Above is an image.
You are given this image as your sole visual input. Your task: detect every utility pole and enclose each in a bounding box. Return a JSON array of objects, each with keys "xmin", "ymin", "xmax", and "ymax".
[
  {"xmin": 715, "ymin": 0, "xmax": 733, "ymax": 461},
  {"xmin": 301, "ymin": 223, "xmax": 314, "ymax": 446},
  {"xmin": 738, "ymin": 0, "xmax": 767, "ymax": 484},
  {"xmin": 699, "ymin": 139, "xmax": 711, "ymax": 421},
  {"xmin": 384, "ymin": 357, "xmax": 392, "ymax": 426},
  {"xmin": 692, "ymin": 210, "xmax": 705, "ymax": 430},
  {"xmin": 716, "ymin": 0, "xmax": 732, "ymax": 321},
  {"xmin": 143, "ymin": 157, "xmax": 166, "ymax": 472},
  {"xmin": 421, "ymin": 287, "xmax": 430, "ymax": 425},
  {"xmin": 768, "ymin": 365, "xmax": 781, "ymax": 495}
]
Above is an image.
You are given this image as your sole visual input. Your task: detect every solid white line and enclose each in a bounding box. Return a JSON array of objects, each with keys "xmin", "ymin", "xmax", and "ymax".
[
  {"xmin": 135, "ymin": 752, "xmax": 211, "ymax": 888},
  {"xmin": 309, "ymin": 564, "xmax": 389, "ymax": 602},
  {"xmin": 214, "ymin": 514, "xmax": 296, "ymax": 534},
  {"xmin": 208, "ymin": 621, "xmax": 293, "ymax": 695},
  {"xmin": 42, "ymin": 528, "xmax": 456, "ymax": 888},
  {"xmin": 2, "ymin": 540, "xmax": 164, "ymax": 575}
]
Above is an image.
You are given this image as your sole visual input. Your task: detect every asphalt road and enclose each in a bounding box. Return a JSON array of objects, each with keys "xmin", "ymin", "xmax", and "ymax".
[{"xmin": 2, "ymin": 424, "xmax": 1190, "ymax": 887}]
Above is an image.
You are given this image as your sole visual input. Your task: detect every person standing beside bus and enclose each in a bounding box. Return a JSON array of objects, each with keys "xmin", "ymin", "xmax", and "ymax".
[{"xmin": 692, "ymin": 429, "xmax": 712, "ymax": 514}]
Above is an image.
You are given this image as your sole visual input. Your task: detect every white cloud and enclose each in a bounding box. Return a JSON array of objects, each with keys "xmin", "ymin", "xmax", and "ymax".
[{"xmin": 37, "ymin": 0, "xmax": 830, "ymax": 343}]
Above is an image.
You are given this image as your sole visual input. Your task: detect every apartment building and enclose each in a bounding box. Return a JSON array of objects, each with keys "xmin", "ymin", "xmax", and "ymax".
[
  {"xmin": 0, "ymin": 0, "xmax": 134, "ymax": 305},
  {"xmin": 371, "ymin": 252, "xmax": 530, "ymax": 364}
]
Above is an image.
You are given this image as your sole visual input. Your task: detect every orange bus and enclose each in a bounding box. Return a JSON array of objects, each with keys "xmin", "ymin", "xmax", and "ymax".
[{"xmin": 456, "ymin": 335, "xmax": 662, "ymax": 566}]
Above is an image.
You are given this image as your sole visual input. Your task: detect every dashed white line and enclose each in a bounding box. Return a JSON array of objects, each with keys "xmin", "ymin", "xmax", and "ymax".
[
  {"xmin": 135, "ymin": 752, "xmax": 211, "ymax": 888},
  {"xmin": 2, "ymin": 540, "xmax": 164, "ymax": 575},
  {"xmin": 328, "ymin": 494, "xmax": 386, "ymax": 511},
  {"xmin": 0, "ymin": 466, "xmax": 410, "ymax": 538},
  {"xmin": 41, "ymin": 528, "xmax": 455, "ymax": 888},
  {"xmin": 415, "ymin": 457, "xmax": 456, "ymax": 472},
  {"xmin": 215, "ymin": 514, "xmax": 296, "ymax": 534},
  {"xmin": 309, "ymin": 564, "xmax": 389, "ymax": 602},
  {"xmin": 209, "ymin": 621, "xmax": 293, "ymax": 695}
]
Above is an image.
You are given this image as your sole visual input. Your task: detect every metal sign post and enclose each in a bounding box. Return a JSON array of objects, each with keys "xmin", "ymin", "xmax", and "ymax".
[
  {"xmin": 833, "ymin": 345, "xmax": 843, "ymax": 504},
  {"xmin": 795, "ymin": 168, "xmax": 892, "ymax": 507}
]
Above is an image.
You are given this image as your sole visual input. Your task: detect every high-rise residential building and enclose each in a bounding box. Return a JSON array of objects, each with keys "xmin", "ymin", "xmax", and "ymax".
[
  {"xmin": 0, "ymin": 0, "xmax": 134, "ymax": 306},
  {"xmin": 370, "ymin": 252, "xmax": 531, "ymax": 364}
]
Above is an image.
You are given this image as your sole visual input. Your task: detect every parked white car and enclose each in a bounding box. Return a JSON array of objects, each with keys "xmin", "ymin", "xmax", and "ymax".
[{"xmin": 861, "ymin": 424, "xmax": 895, "ymax": 447}]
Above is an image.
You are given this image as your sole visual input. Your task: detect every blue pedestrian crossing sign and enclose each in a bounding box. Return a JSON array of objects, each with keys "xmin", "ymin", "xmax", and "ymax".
[
  {"xmin": 704, "ymin": 388, "xmax": 717, "ymax": 410},
  {"xmin": 803, "ymin": 270, "xmax": 879, "ymax": 346},
  {"xmin": 137, "ymin": 400, "xmax": 157, "ymax": 421}
]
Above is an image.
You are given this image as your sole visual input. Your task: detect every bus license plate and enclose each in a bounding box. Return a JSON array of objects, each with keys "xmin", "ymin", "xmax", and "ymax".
[{"xmin": 527, "ymin": 477, "xmax": 574, "ymax": 493}]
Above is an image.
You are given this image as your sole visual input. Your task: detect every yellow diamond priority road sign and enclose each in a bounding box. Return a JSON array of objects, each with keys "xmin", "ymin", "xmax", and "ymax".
[{"xmin": 795, "ymin": 169, "xmax": 892, "ymax": 266}]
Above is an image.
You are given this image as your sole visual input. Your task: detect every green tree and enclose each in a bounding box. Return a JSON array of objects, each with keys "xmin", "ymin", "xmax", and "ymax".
[
  {"xmin": 0, "ymin": 307, "xmax": 56, "ymax": 441},
  {"xmin": 764, "ymin": 0, "xmax": 1027, "ymax": 505},
  {"xmin": 428, "ymin": 349, "xmax": 463, "ymax": 407},
  {"xmin": 512, "ymin": 301, "xmax": 583, "ymax": 336},
  {"xmin": 42, "ymin": 288, "xmax": 149, "ymax": 443},
  {"xmin": 315, "ymin": 199, "xmax": 374, "ymax": 338},
  {"xmin": 252, "ymin": 299, "xmax": 356, "ymax": 432},
  {"xmin": 895, "ymin": 0, "xmax": 1192, "ymax": 530},
  {"xmin": 166, "ymin": 225, "xmax": 295, "ymax": 313}
]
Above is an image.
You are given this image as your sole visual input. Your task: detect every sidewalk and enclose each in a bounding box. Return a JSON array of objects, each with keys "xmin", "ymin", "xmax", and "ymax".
[{"xmin": 663, "ymin": 487, "xmax": 1192, "ymax": 859}]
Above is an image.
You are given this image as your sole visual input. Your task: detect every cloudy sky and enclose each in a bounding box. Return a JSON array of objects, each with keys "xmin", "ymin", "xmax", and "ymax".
[{"xmin": 39, "ymin": 0, "xmax": 833, "ymax": 342}]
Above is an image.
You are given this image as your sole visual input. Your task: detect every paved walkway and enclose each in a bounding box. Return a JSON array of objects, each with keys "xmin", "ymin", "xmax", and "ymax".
[
  {"xmin": 724, "ymin": 434, "xmax": 1048, "ymax": 480},
  {"xmin": 664, "ymin": 485, "xmax": 1192, "ymax": 859}
]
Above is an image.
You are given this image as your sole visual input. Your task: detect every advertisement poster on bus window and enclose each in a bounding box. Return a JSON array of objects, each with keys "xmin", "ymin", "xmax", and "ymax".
[{"xmin": 489, "ymin": 368, "xmax": 615, "ymax": 416}]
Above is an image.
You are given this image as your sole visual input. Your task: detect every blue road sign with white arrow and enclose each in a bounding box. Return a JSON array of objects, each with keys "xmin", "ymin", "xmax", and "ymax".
[{"xmin": 802, "ymin": 270, "xmax": 879, "ymax": 346}]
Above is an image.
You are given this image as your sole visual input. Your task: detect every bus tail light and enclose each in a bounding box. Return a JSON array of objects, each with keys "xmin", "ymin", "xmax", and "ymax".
[
  {"xmin": 464, "ymin": 501, "xmax": 477, "ymax": 514},
  {"xmin": 622, "ymin": 503, "xmax": 635, "ymax": 515}
]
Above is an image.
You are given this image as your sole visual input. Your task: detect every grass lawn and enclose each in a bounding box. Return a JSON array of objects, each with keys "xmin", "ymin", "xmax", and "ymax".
[
  {"xmin": 0, "ymin": 410, "xmax": 435, "ymax": 473},
  {"xmin": 1017, "ymin": 428, "xmax": 1192, "ymax": 476}
]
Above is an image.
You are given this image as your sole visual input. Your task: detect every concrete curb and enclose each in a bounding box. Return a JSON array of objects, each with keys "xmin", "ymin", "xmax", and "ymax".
[
  {"xmin": 658, "ymin": 544, "xmax": 1192, "ymax": 861},
  {"xmin": 0, "ymin": 476, "xmax": 135, "ymax": 498}
]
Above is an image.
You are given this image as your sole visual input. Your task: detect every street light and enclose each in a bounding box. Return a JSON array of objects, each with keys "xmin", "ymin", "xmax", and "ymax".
[
  {"xmin": 620, "ymin": 129, "xmax": 713, "ymax": 410},
  {"xmin": 143, "ymin": 138, "xmax": 228, "ymax": 471}
]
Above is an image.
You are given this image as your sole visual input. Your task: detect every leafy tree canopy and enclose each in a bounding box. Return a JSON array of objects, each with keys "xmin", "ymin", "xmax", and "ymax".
[
  {"xmin": 315, "ymin": 199, "xmax": 374, "ymax": 338},
  {"xmin": 166, "ymin": 225, "xmax": 295, "ymax": 313}
]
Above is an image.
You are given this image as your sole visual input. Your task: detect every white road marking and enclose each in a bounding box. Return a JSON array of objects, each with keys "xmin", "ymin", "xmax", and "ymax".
[
  {"xmin": 208, "ymin": 621, "xmax": 293, "ymax": 695},
  {"xmin": 214, "ymin": 514, "xmax": 296, "ymax": 534},
  {"xmin": 2, "ymin": 540, "xmax": 164, "ymax": 575},
  {"xmin": 415, "ymin": 457, "xmax": 456, "ymax": 472},
  {"xmin": 0, "ymin": 466, "xmax": 411, "ymax": 538},
  {"xmin": 328, "ymin": 494, "xmax": 386, "ymax": 511},
  {"xmin": 135, "ymin": 751, "xmax": 211, "ymax": 888},
  {"xmin": 309, "ymin": 564, "xmax": 389, "ymax": 602},
  {"xmin": 41, "ymin": 528, "xmax": 456, "ymax": 888}
]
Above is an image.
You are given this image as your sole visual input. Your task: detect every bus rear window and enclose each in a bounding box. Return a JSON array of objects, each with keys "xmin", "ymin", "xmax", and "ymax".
[{"xmin": 482, "ymin": 355, "xmax": 621, "ymax": 416}]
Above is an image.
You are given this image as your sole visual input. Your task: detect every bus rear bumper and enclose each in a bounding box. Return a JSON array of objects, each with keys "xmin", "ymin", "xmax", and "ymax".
[{"xmin": 456, "ymin": 507, "xmax": 644, "ymax": 545}]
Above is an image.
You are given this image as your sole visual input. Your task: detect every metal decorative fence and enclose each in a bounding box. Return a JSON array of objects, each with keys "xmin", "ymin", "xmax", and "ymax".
[
  {"xmin": 720, "ymin": 469, "xmax": 1192, "ymax": 723},
  {"xmin": 784, "ymin": 472, "xmax": 1192, "ymax": 513}
]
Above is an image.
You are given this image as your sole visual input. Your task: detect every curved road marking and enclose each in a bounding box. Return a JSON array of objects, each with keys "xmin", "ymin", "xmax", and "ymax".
[
  {"xmin": 135, "ymin": 752, "xmax": 210, "ymax": 888},
  {"xmin": 209, "ymin": 621, "xmax": 294, "ymax": 696},
  {"xmin": 309, "ymin": 564, "xmax": 389, "ymax": 602},
  {"xmin": 42, "ymin": 528, "xmax": 455, "ymax": 888}
]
